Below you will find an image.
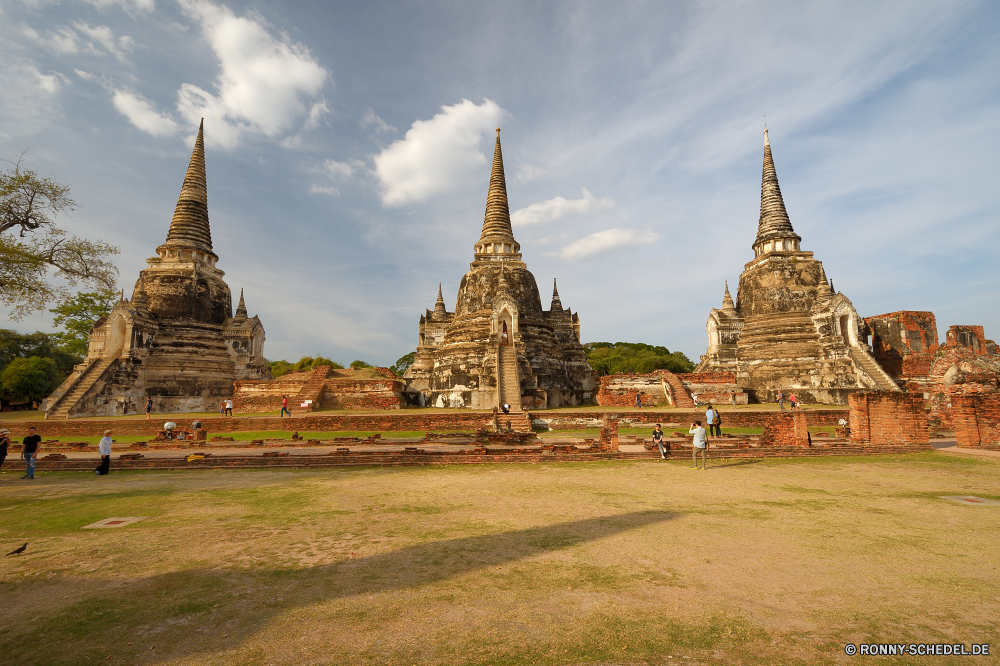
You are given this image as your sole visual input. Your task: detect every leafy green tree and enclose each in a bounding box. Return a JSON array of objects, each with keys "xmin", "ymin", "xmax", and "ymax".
[
  {"xmin": 294, "ymin": 356, "xmax": 343, "ymax": 372},
  {"xmin": 350, "ymin": 359, "xmax": 372, "ymax": 369},
  {"xmin": 390, "ymin": 351, "xmax": 416, "ymax": 377},
  {"xmin": 268, "ymin": 359, "xmax": 296, "ymax": 378},
  {"xmin": 0, "ymin": 356, "xmax": 59, "ymax": 403},
  {"xmin": 1, "ymin": 152, "xmax": 119, "ymax": 319},
  {"xmin": 48, "ymin": 287, "xmax": 118, "ymax": 356},
  {"xmin": 585, "ymin": 342, "xmax": 695, "ymax": 375},
  {"xmin": 0, "ymin": 329, "xmax": 79, "ymax": 378}
]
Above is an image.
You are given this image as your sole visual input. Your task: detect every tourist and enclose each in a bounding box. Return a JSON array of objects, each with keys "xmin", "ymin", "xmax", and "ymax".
[
  {"xmin": 789, "ymin": 392, "xmax": 799, "ymax": 410},
  {"xmin": 635, "ymin": 391, "xmax": 642, "ymax": 408},
  {"xmin": 96, "ymin": 430, "xmax": 112, "ymax": 475},
  {"xmin": 280, "ymin": 395, "xmax": 290, "ymax": 418},
  {"xmin": 21, "ymin": 426, "xmax": 40, "ymax": 479},
  {"xmin": 0, "ymin": 429, "xmax": 9, "ymax": 480},
  {"xmin": 502, "ymin": 403, "xmax": 510, "ymax": 415},
  {"xmin": 731, "ymin": 391, "xmax": 737, "ymax": 408},
  {"xmin": 689, "ymin": 420, "xmax": 708, "ymax": 469},
  {"xmin": 225, "ymin": 398, "xmax": 233, "ymax": 417},
  {"xmin": 652, "ymin": 423, "xmax": 667, "ymax": 459},
  {"xmin": 220, "ymin": 399, "xmax": 226, "ymax": 416},
  {"xmin": 777, "ymin": 390, "xmax": 785, "ymax": 411},
  {"xmin": 705, "ymin": 404, "xmax": 721, "ymax": 437},
  {"xmin": 144, "ymin": 397, "xmax": 153, "ymax": 420}
]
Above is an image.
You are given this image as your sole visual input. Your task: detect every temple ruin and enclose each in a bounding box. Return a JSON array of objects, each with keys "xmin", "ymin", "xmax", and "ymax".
[
  {"xmin": 44, "ymin": 121, "xmax": 270, "ymax": 418},
  {"xmin": 695, "ymin": 129, "xmax": 899, "ymax": 404},
  {"xmin": 404, "ymin": 130, "xmax": 595, "ymax": 412}
]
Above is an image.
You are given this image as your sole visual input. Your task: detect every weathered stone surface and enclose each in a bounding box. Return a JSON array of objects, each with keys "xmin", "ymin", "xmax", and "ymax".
[
  {"xmin": 44, "ymin": 122, "xmax": 270, "ymax": 419},
  {"xmin": 404, "ymin": 131, "xmax": 595, "ymax": 409},
  {"xmin": 696, "ymin": 130, "xmax": 900, "ymax": 404}
]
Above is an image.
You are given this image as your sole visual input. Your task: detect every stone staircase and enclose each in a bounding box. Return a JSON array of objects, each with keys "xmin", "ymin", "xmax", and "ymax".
[
  {"xmin": 660, "ymin": 371, "xmax": 696, "ymax": 408},
  {"xmin": 293, "ymin": 365, "xmax": 332, "ymax": 411},
  {"xmin": 496, "ymin": 346, "xmax": 532, "ymax": 432},
  {"xmin": 45, "ymin": 357, "xmax": 117, "ymax": 419},
  {"xmin": 849, "ymin": 347, "xmax": 901, "ymax": 391},
  {"xmin": 498, "ymin": 346, "xmax": 521, "ymax": 410}
]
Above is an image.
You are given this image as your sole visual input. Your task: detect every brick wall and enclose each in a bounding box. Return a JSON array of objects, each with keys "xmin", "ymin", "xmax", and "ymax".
[
  {"xmin": 596, "ymin": 374, "xmax": 667, "ymax": 407},
  {"xmin": 758, "ymin": 410, "xmax": 810, "ymax": 447},
  {"xmin": 848, "ymin": 391, "xmax": 928, "ymax": 446},
  {"xmin": 532, "ymin": 408, "xmax": 844, "ymax": 431},
  {"xmin": 950, "ymin": 387, "xmax": 1000, "ymax": 448}
]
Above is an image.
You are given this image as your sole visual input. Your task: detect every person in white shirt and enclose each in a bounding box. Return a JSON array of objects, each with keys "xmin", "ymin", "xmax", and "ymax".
[
  {"xmin": 96, "ymin": 430, "xmax": 112, "ymax": 475},
  {"xmin": 225, "ymin": 398, "xmax": 234, "ymax": 417},
  {"xmin": 689, "ymin": 420, "xmax": 708, "ymax": 469}
]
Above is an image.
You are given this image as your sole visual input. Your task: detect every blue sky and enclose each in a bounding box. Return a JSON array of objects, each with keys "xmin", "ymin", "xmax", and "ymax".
[{"xmin": 2, "ymin": 0, "xmax": 998, "ymax": 367}]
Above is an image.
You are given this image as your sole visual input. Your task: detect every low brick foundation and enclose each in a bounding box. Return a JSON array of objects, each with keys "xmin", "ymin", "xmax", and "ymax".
[
  {"xmin": 759, "ymin": 410, "xmax": 810, "ymax": 447},
  {"xmin": 849, "ymin": 391, "xmax": 928, "ymax": 446},
  {"xmin": 951, "ymin": 391, "xmax": 1000, "ymax": 449}
]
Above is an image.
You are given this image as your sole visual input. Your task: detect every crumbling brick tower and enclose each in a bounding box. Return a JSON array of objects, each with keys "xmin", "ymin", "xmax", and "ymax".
[
  {"xmin": 404, "ymin": 129, "xmax": 595, "ymax": 410},
  {"xmin": 695, "ymin": 129, "xmax": 900, "ymax": 404},
  {"xmin": 44, "ymin": 121, "xmax": 270, "ymax": 419}
]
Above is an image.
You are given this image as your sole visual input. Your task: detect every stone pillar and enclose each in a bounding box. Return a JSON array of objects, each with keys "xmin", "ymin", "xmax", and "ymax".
[
  {"xmin": 849, "ymin": 390, "xmax": 928, "ymax": 446},
  {"xmin": 759, "ymin": 411, "xmax": 810, "ymax": 447},
  {"xmin": 599, "ymin": 413, "xmax": 619, "ymax": 450}
]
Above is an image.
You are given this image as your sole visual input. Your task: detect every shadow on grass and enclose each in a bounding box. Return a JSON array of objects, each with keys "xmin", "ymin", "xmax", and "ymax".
[{"xmin": 2, "ymin": 510, "xmax": 678, "ymax": 665}]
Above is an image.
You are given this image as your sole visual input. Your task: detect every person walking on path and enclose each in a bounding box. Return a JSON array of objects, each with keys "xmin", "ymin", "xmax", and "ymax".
[
  {"xmin": 96, "ymin": 430, "xmax": 112, "ymax": 475},
  {"xmin": 144, "ymin": 397, "xmax": 153, "ymax": 420},
  {"xmin": 280, "ymin": 395, "xmax": 290, "ymax": 418},
  {"xmin": 0, "ymin": 429, "xmax": 9, "ymax": 481},
  {"xmin": 777, "ymin": 391, "xmax": 785, "ymax": 411},
  {"xmin": 788, "ymin": 392, "xmax": 798, "ymax": 410},
  {"xmin": 21, "ymin": 426, "xmax": 40, "ymax": 479},
  {"xmin": 634, "ymin": 391, "xmax": 642, "ymax": 409},
  {"xmin": 225, "ymin": 398, "xmax": 233, "ymax": 417},
  {"xmin": 705, "ymin": 405, "xmax": 721, "ymax": 438},
  {"xmin": 652, "ymin": 424, "xmax": 667, "ymax": 459},
  {"xmin": 689, "ymin": 420, "xmax": 708, "ymax": 469}
]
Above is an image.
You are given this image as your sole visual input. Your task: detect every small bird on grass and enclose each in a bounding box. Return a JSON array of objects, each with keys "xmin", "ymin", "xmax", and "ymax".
[{"xmin": 5, "ymin": 543, "xmax": 27, "ymax": 557}]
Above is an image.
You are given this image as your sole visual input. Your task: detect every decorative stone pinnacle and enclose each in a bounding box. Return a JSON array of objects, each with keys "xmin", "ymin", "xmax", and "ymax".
[
  {"xmin": 434, "ymin": 282, "xmax": 447, "ymax": 315},
  {"xmin": 161, "ymin": 118, "xmax": 215, "ymax": 255},
  {"xmin": 551, "ymin": 278, "xmax": 563, "ymax": 310},
  {"xmin": 478, "ymin": 129, "xmax": 517, "ymax": 248},
  {"xmin": 721, "ymin": 281, "xmax": 736, "ymax": 313},
  {"xmin": 754, "ymin": 128, "xmax": 799, "ymax": 250},
  {"xmin": 234, "ymin": 287, "xmax": 248, "ymax": 321}
]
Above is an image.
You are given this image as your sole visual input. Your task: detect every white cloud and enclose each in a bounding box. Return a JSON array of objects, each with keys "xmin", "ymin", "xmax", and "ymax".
[
  {"xmin": 310, "ymin": 185, "xmax": 340, "ymax": 196},
  {"xmin": 374, "ymin": 98, "xmax": 504, "ymax": 206},
  {"xmin": 361, "ymin": 108, "xmax": 396, "ymax": 134},
  {"xmin": 174, "ymin": 0, "xmax": 329, "ymax": 148},
  {"xmin": 516, "ymin": 164, "xmax": 548, "ymax": 183},
  {"xmin": 82, "ymin": 0, "xmax": 155, "ymax": 11},
  {"xmin": 74, "ymin": 68, "xmax": 95, "ymax": 80},
  {"xmin": 511, "ymin": 188, "xmax": 614, "ymax": 227},
  {"xmin": 323, "ymin": 159, "xmax": 353, "ymax": 178},
  {"xmin": 304, "ymin": 98, "xmax": 330, "ymax": 130},
  {"xmin": 558, "ymin": 228, "xmax": 659, "ymax": 260},
  {"xmin": 22, "ymin": 25, "xmax": 80, "ymax": 54},
  {"xmin": 0, "ymin": 60, "xmax": 65, "ymax": 140},
  {"xmin": 112, "ymin": 90, "xmax": 179, "ymax": 136},
  {"xmin": 74, "ymin": 22, "xmax": 134, "ymax": 62}
]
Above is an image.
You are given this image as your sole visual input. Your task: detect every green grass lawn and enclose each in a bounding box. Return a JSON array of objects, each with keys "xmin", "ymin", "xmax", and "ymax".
[{"xmin": 1, "ymin": 453, "xmax": 997, "ymax": 665}]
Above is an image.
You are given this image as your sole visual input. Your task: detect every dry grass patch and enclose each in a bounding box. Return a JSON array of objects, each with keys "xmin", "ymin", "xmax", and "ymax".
[{"xmin": 0, "ymin": 453, "xmax": 998, "ymax": 665}]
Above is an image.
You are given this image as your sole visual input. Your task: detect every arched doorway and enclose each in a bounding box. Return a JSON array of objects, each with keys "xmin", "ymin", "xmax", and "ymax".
[
  {"xmin": 839, "ymin": 314, "xmax": 853, "ymax": 347},
  {"xmin": 500, "ymin": 320, "xmax": 509, "ymax": 346},
  {"xmin": 106, "ymin": 315, "xmax": 127, "ymax": 358},
  {"xmin": 498, "ymin": 308, "xmax": 513, "ymax": 346}
]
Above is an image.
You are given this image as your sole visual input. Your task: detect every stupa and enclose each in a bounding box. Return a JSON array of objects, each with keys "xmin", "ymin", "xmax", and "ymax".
[
  {"xmin": 695, "ymin": 129, "xmax": 900, "ymax": 404},
  {"xmin": 44, "ymin": 121, "xmax": 270, "ymax": 418},
  {"xmin": 404, "ymin": 130, "xmax": 595, "ymax": 410}
]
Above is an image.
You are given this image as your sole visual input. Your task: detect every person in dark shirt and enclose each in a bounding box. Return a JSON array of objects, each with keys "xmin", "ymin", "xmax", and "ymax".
[
  {"xmin": 652, "ymin": 424, "xmax": 667, "ymax": 459},
  {"xmin": 22, "ymin": 426, "xmax": 41, "ymax": 479},
  {"xmin": 0, "ymin": 428, "xmax": 10, "ymax": 480}
]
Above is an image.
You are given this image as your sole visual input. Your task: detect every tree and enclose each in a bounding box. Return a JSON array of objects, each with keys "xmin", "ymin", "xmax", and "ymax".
[
  {"xmin": 0, "ymin": 329, "xmax": 79, "ymax": 378},
  {"xmin": 1, "ymin": 152, "xmax": 119, "ymax": 319},
  {"xmin": 48, "ymin": 287, "xmax": 118, "ymax": 356},
  {"xmin": 350, "ymin": 359, "xmax": 372, "ymax": 369},
  {"xmin": 0, "ymin": 356, "xmax": 59, "ymax": 403},
  {"xmin": 584, "ymin": 342, "xmax": 695, "ymax": 375},
  {"xmin": 390, "ymin": 351, "xmax": 416, "ymax": 377},
  {"xmin": 294, "ymin": 356, "xmax": 343, "ymax": 372}
]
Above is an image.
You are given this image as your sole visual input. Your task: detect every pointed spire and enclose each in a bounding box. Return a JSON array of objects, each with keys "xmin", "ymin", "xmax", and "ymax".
[
  {"xmin": 818, "ymin": 266, "xmax": 832, "ymax": 297},
  {"xmin": 131, "ymin": 275, "xmax": 148, "ymax": 310},
  {"xmin": 754, "ymin": 128, "xmax": 799, "ymax": 249},
  {"xmin": 233, "ymin": 288, "xmax": 248, "ymax": 321},
  {"xmin": 830, "ymin": 279, "xmax": 835, "ymax": 294},
  {"xmin": 478, "ymin": 128, "xmax": 517, "ymax": 248},
  {"xmin": 433, "ymin": 282, "xmax": 447, "ymax": 315},
  {"xmin": 550, "ymin": 278, "xmax": 563, "ymax": 311},
  {"xmin": 162, "ymin": 119, "xmax": 214, "ymax": 255},
  {"xmin": 497, "ymin": 261, "xmax": 509, "ymax": 289},
  {"xmin": 721, "ymin": 281, "xmax": 736, "ymax": 314}
]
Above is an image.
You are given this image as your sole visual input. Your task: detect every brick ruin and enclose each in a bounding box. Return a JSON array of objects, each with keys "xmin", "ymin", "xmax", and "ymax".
[
  {"xmin": 404, "ymin": 129, "xmax": 596, "ymax": 411},
  {"xmin": 233, "ymin": 366, "xmax": 406, "ymax": 412},
  {"xmin": 596, "ymin": 370, "xmax": 746, "ymax": 407},
  {"xmin": 864, "ymin": 312, "xmax": 1000, "ymax": 428},
  {"xmin": 848, "ymin": 391, "xmax": 928, "ymax": 447},
  {"xmin": 695, "ymin": 129, "xmax": 900, "ymax": 404},
  {"xmin": 43, "ymin": 122, "xmax": 270, "ymax": 419}
]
